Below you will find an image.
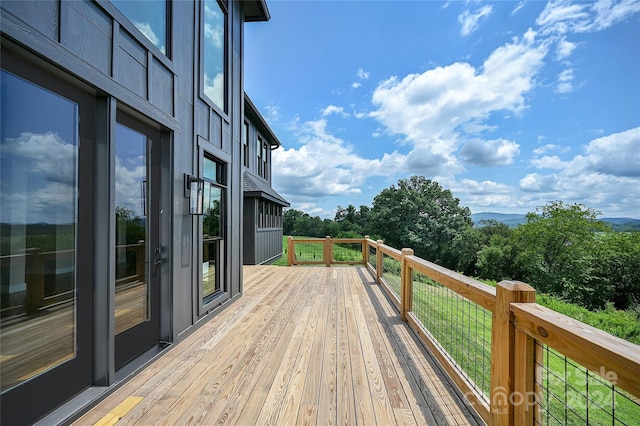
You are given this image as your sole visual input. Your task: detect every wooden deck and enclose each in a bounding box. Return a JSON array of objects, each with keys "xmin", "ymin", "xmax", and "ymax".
[{"xmin": 75, "ymin": 266, "xmax": 483, "ymax": 425}]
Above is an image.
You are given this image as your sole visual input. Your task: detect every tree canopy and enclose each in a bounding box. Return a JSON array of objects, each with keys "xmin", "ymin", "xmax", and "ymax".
[
  {"xmin": 281, "ymin": 177, "xmax": 639, "ymax": 314},
  {"xmin": 369, "ymin": 176, "xmax": 472, "ymax": 269}
]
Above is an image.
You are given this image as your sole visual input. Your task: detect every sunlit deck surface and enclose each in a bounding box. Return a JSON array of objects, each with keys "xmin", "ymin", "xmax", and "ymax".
[{"xmin": 75, "ymin": 266, "xmax": 482, "ymax": 425}]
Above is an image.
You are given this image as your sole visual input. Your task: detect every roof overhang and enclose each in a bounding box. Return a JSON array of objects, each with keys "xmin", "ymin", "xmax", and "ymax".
[
  {"xmin": 244, "ymin": 0, "xmax": 271, "ymax": 22},
  {"xmin": 243, "ymin": 172, "xmax": 290, "ymax": 207},
  {"xmin": 245, "ymin": 93, "xmax": 281, "ymax": 148}
]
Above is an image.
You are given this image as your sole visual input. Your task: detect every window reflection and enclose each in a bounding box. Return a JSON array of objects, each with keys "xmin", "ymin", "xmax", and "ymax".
[
  {"xmin": 202, "ymin": 157, "xmax": 224, "ymax": 302},
  {"xmin": 114, "ymin": 124, "xmax": 149, "ymax": 335},
  {"xmin": 0, "ymin": 70, "xmax": 78, "ymax": 392},
  {"xmin": 203, "ymin": 0, "xmax": 226, "ymax": 110},
  {"xmin": 110, "ymin": 0, "xmax": 167, "ymax": 54}
]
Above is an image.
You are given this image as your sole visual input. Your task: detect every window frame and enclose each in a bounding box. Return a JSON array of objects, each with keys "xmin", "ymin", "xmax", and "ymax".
[
  {"xmin": 198, "ymin": 151, "xmax": 228, "ymax": 314},
  {"xmin": 243, "ymin": 121, "xmax": 249, "ymax": 167},
  {"xmin": 199, "ymin": 0, "xmax": 229, "ymax": 115},
  {"xmin": 0, "ymin": 50, "xmax": 95, "ymax": 424}
]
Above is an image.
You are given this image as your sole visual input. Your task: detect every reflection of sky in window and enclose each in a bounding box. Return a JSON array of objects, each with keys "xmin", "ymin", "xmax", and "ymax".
[
  {"xmin": 115, "ymin": 124, "xmax": 147, "ymax": 219},
  {"xmin": 1, "ymin": 70, "xmax": 78, "ymax": 225},
  {"xmin": 110, "ymin": 0, "xmax": 166, "ymax": 54},
  {"xmin": 203, "ymin": 0, "xmax": 224, "ymax": 109}
]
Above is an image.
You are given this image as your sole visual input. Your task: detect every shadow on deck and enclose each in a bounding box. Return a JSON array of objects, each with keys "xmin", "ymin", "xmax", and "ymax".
[{"xmin": 75, "ymin": 266, "xmax": 483, "ymax": 425}]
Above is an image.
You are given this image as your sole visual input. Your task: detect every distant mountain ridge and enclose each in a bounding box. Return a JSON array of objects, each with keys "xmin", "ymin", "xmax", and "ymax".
[{"xmin": 471, "ymin": 212, "xmax": 640, "ymax": 231}]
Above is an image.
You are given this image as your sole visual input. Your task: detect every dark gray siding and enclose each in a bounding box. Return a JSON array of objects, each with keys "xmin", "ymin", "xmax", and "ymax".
[{"xmin": 1, "ymin": 0, "xmax": 256, "ymax": 402}]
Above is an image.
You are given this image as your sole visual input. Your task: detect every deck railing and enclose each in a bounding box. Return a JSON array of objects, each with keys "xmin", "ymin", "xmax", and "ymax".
[{"xmin": 287, "ymin": 236, "xmax": 640, "ymax": 426}]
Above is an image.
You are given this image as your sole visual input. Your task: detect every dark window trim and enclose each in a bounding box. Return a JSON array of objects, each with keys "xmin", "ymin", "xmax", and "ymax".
[
  {"xmin": 198, "ymin": 0, "xmax": 229, "ymax": 117},
  {"xmin": 197, "ymin": 147, "xmax": 229, "ymax": 315}
]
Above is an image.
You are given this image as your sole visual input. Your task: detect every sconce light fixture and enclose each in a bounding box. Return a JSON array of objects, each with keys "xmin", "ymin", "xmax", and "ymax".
[{"xmin": 185, "ymin": 174, "xmax": 204, "ymax": 215}]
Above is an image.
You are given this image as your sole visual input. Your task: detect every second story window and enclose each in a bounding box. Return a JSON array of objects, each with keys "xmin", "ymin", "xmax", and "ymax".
[
  {"xmin": 202, "ymin": 0, "xmax": 227, "ymax": 111},
  {"xmin": 257, "ymin": 136, "xmax": 263, "ymax": 177},
  {"xmin": 110, "ymin": 0, "xmax": 167, "ymax": 55},
  {"xmin": 243, "ymin": 122, "xmax": 249, "ymax": 167},
  {"xmin": 261, "ymin": 139, "xmax": 268, "ymax": 179}
]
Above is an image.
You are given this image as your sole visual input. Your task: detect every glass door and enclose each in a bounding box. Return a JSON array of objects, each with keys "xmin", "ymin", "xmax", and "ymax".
[
  {"xmin": 0, "ymin": 61, "xmax": 93, "ymax": 425},
  {"xmin": 113, "ymin": 118, "xmax": 161, "ymax": 369}
]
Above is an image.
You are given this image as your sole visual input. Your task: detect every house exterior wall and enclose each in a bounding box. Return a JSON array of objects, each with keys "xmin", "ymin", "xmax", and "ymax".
[
  {"xmin": 0, "ymin": 1, "xmax": 266, "ymax": 423},
  {"xmin": 242, "ymin": 105, "xmax": 288, "ymax": 265}
]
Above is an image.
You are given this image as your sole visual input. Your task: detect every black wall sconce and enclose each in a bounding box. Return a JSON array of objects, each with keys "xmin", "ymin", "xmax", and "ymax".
[{"xmin": 185, "ymin": 174, "xmax": 204, "ymax": 215}]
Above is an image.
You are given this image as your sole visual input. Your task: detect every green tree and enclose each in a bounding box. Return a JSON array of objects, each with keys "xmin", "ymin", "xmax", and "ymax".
[
  {"xmin": 333, "ymin": 204, "xmax": 373, "ymax": 237},
  {"xmin": 455, "ymin": 220, "xmax": 513, "ymax": 277},
  {"xmin": 512, "ymin": 201, "xmax": 610, "ymax": 308},
  {"xmin": 283, "ymin": 208, "xmax": 304, "ymax": 236},
  {"xmin": 369, "ymin": 176, "xmax": 472, "ymax": 269},
  {"xmin": 590, "ymin": 232, "xmax": 640, "ymax": 310}
]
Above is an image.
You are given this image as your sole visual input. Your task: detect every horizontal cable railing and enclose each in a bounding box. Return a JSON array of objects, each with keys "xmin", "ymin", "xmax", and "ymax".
[{"xmin": 286, "ymin": 236, "xmax": 640, "ymax": 425}]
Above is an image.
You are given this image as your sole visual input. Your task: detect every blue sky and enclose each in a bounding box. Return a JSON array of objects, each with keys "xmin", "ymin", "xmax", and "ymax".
[{"xmin": 245, "ymin": 0, "xmax": 640, "ymax": 219}]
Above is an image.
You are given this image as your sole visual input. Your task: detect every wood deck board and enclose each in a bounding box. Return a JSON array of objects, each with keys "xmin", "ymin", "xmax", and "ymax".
[{"xmin": 74, "ymin": 266, "xmax": 483, "ymax": 426}]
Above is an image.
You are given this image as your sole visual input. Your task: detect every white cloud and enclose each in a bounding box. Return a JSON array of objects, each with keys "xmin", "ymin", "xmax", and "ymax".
[
  {"xmin": 264, "ymin": 104, "xmax": 279, "ymax": 122},
  {"xmin": 1, "ymin": 132, "xmax": 78, "ymax": 224},
  {"xmin": 370, "ymin": 29, "xmax": 545, "ymax": 178},
  {"xmin": 204, "ymin": 72, "xmax": 224, "ymax": 107},
  {"xmin": 351, "ymin": 67, "xmax": 370, "ymax": 89},
  {"xmin": 517, "ymin": 127, "xmax": 640, "ymax": 216},
  {"xmin": 272, "ymin": 119, "xmax": 406, "ymax": 198},
  {"xmin": 115, "ymin": 156, "xmax": 147, "ymax": 217},
  {"xmin": 531, "ymin": 155, "xmax": 569, "ymax": 169},
  {"xmin": 458, "ymin": 5, "xmax": 493, "ymax": 36},
  {"xmin": 321, "ymin": 105, "xmax": 349, "ymax": 117},
  {"xmin": 3, "ymin": 132, "xmax": 76, "ymax": 186},
  {"xmin": 519, "ymin": 173, "xmax": 560, "ymax": 192},
  {"xmin": 512, "ymin": 1, "xmax": 527, "ymax": 16},
  {"xmin": 452, "ymin": 179, "xmax": 523, "ymax": 212},
  {"xmin": 459, "ymin": 138, "xmax": 521, "ymax": 166},
  {"xmin": 134, "ymin": 21, "xmax": 165, "ymax": 54},
  {"xmin": 556, "ymin": 37, "xmax": 577, "ymax": 60},
  {"xmin": 204, "ymin": 21, "xmax": 224, "ymax": 49},
  {"xmin": 582, "ymin": 127, "xmax": 640, "ymax": 177},
  {"xmin": 533, "ymin": 143, "xmax": 570, "ymax": 155},
  {"xmin": 371, "ymin": 29, "xmax": 545, "ymax": 140},
  {"xmin": 357, "ymin": 68, "xmax": 370, "ymax": 80},
  {"xmin": 555, "ymin": 68, "xmax": 575, "ymax": 93},
  {"xmin": 536, "ymin": 0, "xmax": 640, "ymax": 35}
]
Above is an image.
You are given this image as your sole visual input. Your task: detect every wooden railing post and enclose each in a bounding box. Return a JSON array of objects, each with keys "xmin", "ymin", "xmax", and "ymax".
[
  {"xmin": 400, "ymin": 248, "xmax": 414, "ymax": 322},
  {"xmin": 287, "ymin": 236, "xmax": 294, "ymax": 266},
  {"xmin": 363, "ymin": 236, "xmax": 369, "ymax": 265},
  {"xmin": 491, "ymin": 280, "xmax": 536, "ymax": 426},
  {"xmin": 325, "ymin": 236, "xmax": 331, "ymax": 267},
  {"xmin": 376, "ymin": 240, "xmax": 384, "ymax": 283}
]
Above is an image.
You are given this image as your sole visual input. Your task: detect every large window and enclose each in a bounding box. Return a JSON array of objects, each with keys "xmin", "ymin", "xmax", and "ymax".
[
  {"xmin": 0, "ymin": 70, "xmax": 78, "ymax": 391},
  {"xmin": 110, "ymin": 0, "xmax": 168, "ymax": 55},
  {"xmin": 202, "ymin": 156, "xmax": 225, "ymax": 304},
  {"xmin": 202, "ymin": 0, "xmax": 227, "ymax": 111}
]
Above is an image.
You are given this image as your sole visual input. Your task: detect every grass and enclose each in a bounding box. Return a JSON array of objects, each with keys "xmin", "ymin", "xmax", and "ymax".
[
  {"xmin": 274, "ymin": 236, "xmax": 363, "ymax": 266},
  {"xmin": 408, "ymin": 275, "xmax": 640, "ymax": 425}
]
